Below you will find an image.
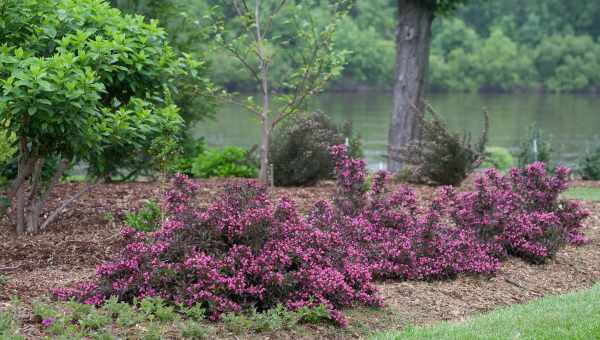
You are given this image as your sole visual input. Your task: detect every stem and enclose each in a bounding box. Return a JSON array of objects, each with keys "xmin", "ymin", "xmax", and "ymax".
[{"xmin": 14, "ymin": 137, "xmax": 31, "ymax": 234}]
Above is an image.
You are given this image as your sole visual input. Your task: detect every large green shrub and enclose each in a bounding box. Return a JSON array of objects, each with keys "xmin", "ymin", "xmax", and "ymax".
[
  {"xmin": 579, "ymin": 146, "xmax": 600, "ymax": 180},
  {"xmin": 400, "ymin": 108, "xmax": 489, "ymax": 186},
  {"xmin": 192, "ymin": 147, "xmax": 258, "ymax": 179},
  {"xmin": 168, "ymin": 137, "xmax": 207, "ymax": 176},
  {"xmin": 269, "ymin": 112, "xmax": 361, "ymax": 187},
  {"xmin": 516, "ymin": 126, "xmax": 553, "ymax": 168},
  {"xmin": 0, "ymin": 132, "xmax": 16, "ymax": 185},
  {"xmin": 0, "ymin": 0, "xmax": 208, "ymax": 233}
]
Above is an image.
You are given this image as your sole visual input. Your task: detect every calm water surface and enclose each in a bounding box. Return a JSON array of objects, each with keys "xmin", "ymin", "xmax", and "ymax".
[{"xmin": 191, "ymin": 93, "xmax": 600, "ymax": 168}]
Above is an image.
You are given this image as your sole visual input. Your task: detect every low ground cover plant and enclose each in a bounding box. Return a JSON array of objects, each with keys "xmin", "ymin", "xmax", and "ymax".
[{"xmin": 54, "ymin": 145, "xmax": 588, "ymax": 327}]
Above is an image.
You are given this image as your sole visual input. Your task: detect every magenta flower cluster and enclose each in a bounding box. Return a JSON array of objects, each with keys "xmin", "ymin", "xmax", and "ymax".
[
  {"xmin": 54, "ymin": 146, "xmax": 588, "ymax": 326},
  {"xmin": 447, "ymin": 164, "xmax": 589, "ymax": 262}
]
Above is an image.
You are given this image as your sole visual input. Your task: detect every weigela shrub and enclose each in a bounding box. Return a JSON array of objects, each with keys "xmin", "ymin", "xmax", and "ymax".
[
  {"xmin": 55, "ymin": 174, "xmax": 381, "ymax": 326},
  {"xmin": 448, "ymin": 163, "xmax": 589, "ymax": 263},
  {"xmin": 55, "ymin": 148, "xmax": 587, "ymax": 326},
  {"xmin": 329, "ymin": 145, "xmax": 500, "ymax": 279}
]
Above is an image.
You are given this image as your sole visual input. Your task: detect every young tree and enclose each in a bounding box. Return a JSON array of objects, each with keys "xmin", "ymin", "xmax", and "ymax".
[
  {"xmin": 0, "ymin": 0, "xmax": 204, "ymax": 234},
  {"xmin": 207, "ymin": 0, "xmax": 349, "ymax": 184},
  {"xmin": 388, "ymin": 0, "xmax": 471, "ymax": 172}
]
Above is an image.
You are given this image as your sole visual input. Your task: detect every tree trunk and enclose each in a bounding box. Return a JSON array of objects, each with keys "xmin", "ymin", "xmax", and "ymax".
[
  {"xmin": 255, "ymin": 0, "xmax": 271, "ymax": 186},
  {"xmin": 259, "ymin": 115, "xmax": 270, "ymax": 185},
  {"xmin": 388, "ymin": 0, "xmax": 434, "ymax": 172},
  {"xmin": 15, "ymin": 181, "xmax": 25, "ymax": 234}
]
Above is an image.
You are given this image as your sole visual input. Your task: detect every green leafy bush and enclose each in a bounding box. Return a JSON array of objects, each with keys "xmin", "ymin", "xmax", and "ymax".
[
  {"xmin": 0, "ymin": 300, "xmax": 22, "ymax": 339},
  {"xmin": 579, "ymin": 146, "xmax": 600, "ymax": 180},
  {"xmin": 516, "ymin": 126, "xmax": 552, "ymax": 168},
  {"xmin": 191, "ymin": 147, "xmax": 258, "ymax": 178},
  {"xmin": 168, "ymin": 138, "xmax": 206, "ymax": 176},
  {"xmin": 401, "ymin": 108, "xmax": 489, "ymax": 186},
  {"xmin": 481, "ymin": 147, "xmax": 514, "ymax": 171},
  {"xmin": 0, "ymin": 132, "xmax": 15, "ymax": 184},
  {"xmin": 270, "ymin": 112, "xmax": 362, "ymax": 187},
  {"xmin": 125, "ymin": 200, "xmax": 162, "ymax": 233}
]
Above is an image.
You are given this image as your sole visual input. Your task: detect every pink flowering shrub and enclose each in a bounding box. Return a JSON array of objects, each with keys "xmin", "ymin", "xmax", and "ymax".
[
  {"xmin": 54, "ymin": 148, "xmax": 588, "ymax": 327},
  {"xmin": 54, "ymin": 174, "xmax": 381, "ymax": 326},
  {"xmin": 329, "ymin": 146, "xmax": 500, "ymax": 279},
  {"xmin": 448, "ymin": 163, "xmax": 589, "ymax": 263}
]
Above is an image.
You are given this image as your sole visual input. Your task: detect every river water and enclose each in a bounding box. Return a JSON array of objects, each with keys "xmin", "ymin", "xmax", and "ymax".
[{"xmin": 191, "ymin": 92, "xmax": 600, "ymax": 168}]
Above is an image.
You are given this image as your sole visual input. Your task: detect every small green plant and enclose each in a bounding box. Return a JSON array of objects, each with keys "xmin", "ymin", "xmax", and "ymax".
[
  {"xmin": 32, "ymin": 300, "xmax": 61, "ymax": 322},
  {"xmin": 296, "ymin": 304, "xmax": 333, "ymax": 325},
  {"xmin": 0, "ymin": 299, "xmax": 23, "ymax": 339},
  {"xmin": 191, "ymin": 146, "xmax": 258, "ymax": 179},
  {"xmin": 579, "ymin": 146, "xmax": 600, "ymax": 180},
  {"xmin": 141, "ymin": 322, "xmax": 164, "ymax": 340},
  {"xmin": 138, "ymin": 297, "xmax": 177, "ymax": 322},
  {"xmin": 222, "ymin": 313, "xmax": 254, "ymax": 334},
  {"xmin": 78, "ymin": 310, "xmax": 110, "ymax": 331},
  {"xmin": 102, "ymin": 297, "xmax": 143, "ymax": 328},
  {"xmin": 169, "ymin": 137, "xmax": 206, "ymax": 176},
  {"xmin": 65, "ymin": 300, "xmax": 93, "ymax": 322},
  {"xmin": 222, "ymin": 304, "xmax": 330, "ymax": 334},
  {"xmin": 178, "ymin": 320, "xmax": 212, "ymax": 339},
  {"xmin": 125, "ymin": 200, "xmax": 162, "ymax": 232},
  {"xmin": 516, "ymin": 125, "xmax": 552, "ymax": 168},
  {"xmin": 91, "ymin": 331, "xmax": 117, "ymax": 340},
  {"xmin": 0, "ymin": 274, "xmax": 7, "ymax": 287},
  {"xmin": 480, "ymin": 147, "xmax": 514, "ymax": 171},
  {"xmin": 178, "ymin": 304, "xmax": 206, "ymax": 322},
  {"xmin": 251, "ymin": 304, "xmax": 300, "ymax": 332}
]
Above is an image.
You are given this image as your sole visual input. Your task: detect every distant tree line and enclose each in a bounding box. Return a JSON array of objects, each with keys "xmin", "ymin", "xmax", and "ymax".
[{"xmin": 111, "ymin": 0, "xmax": 600, "ymax": 93}]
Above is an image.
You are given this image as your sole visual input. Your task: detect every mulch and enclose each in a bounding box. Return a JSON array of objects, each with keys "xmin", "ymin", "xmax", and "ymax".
[{"xmin": 0, "ymin": 178, "xmax": 599, "ymax": 338}]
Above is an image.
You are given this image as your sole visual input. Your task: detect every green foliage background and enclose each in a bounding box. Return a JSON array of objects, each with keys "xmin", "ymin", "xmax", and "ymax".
[{"xmin": 112, "ymin": 0, "xmax": 600, "ymax": 93}]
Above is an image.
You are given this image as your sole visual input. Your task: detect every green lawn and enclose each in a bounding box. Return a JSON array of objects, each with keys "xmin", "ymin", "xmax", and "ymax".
[
  {"xmin": 562, "ymin": 187, "xmax": 600, "ymax": 202},
  {"xmin": 373, "ymin": 284, "xmax": 600, "ymax": 340}
]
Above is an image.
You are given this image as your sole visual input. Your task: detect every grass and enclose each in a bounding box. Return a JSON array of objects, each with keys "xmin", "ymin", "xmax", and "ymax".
[
  {"xmin": 562, "ymin": 187, "xmax": 600, "ymax": 201},
  {"xmin": 373, "ymin": 284, "xmax": 600, "ymax": 340}
]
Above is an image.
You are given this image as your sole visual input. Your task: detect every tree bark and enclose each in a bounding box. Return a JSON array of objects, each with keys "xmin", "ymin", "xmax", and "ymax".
[
  {"xmin": 255, "ymin": 0, "xmax": 272, "ymax": 185},
  {"xmin": 26, "ymin": 159, "xmax": 69, "ymax": 233},
  {"xmin": 388, "ymin": 0, "xmax": 434, "ymax": 172}
]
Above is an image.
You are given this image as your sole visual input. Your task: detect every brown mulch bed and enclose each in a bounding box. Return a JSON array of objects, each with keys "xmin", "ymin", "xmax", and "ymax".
[{"xmin": 1, "ymin": 179, "xmax": 599, "ymax": 338}]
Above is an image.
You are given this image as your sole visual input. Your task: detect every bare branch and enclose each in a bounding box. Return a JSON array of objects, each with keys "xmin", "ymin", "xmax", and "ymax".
[
  {"xmin": 37, "ymin": 159, "xmax": 69, "ymax": 208},
  {"xmin": 221, "ymin": 43, "xmax": 262, "ymax": 83},
  {"xmin": 263, "ymin": 0, "xmax": 287, "ymax": 37},
  {"xmin": 40, "ymin": 180, "xmax": 100, "ymax": 231},
  {"xmin": 0, "ymin": 264, "xmax": 21, "ymax": 273}
]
